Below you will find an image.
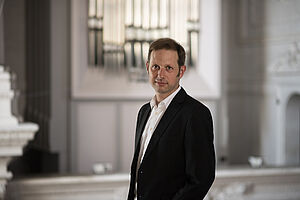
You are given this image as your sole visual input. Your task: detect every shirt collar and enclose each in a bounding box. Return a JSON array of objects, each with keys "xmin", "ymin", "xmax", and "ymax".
[{"xmin": 150, "ymin": 86, "xmax": 182, "ymax": 110}]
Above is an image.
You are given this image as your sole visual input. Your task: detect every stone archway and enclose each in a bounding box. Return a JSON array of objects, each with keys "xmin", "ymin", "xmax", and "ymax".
[{"xmin": 285, "ymin": 94, "xmax": 300, "ymax": 166}]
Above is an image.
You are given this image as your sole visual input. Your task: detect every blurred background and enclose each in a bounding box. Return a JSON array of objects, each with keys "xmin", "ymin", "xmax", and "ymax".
[{"xmin": 0, "ymin": 0, "xmax": 300, "ymax": 199}]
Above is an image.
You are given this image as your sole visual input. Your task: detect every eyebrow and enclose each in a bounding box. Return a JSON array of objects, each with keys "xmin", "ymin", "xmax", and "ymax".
[{"xmin": 151, "ymin": 63, "xmax": 175, "ymax": 67}]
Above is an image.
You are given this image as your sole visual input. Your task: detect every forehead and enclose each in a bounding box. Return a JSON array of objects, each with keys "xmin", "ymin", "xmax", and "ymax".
[{"xmin": 149, "ymin": 49, "xmax": 178, "ymax": 64}]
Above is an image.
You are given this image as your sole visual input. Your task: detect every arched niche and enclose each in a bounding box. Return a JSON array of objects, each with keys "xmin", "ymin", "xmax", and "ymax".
[{"xmin": 285, "ymin": 93, "xmax": 300, "ymax": 166}]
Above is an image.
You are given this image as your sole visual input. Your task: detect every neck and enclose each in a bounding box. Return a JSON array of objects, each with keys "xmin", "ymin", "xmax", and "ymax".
[
  {"xmin": 155, "ymin": 85, "xmax": 180, "ymax": 104},
  {"xmin": 155, "ymin": 94, "xmax": 167, "ymax": 104}
]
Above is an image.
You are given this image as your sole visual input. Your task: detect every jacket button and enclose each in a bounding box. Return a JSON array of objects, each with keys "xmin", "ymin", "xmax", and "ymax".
[{"xmin": 140, "ymin": 170, "xmax": 143, "ymax": 174}]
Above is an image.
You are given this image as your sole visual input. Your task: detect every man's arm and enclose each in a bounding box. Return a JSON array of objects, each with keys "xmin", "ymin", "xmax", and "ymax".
[{"xmin": 172, "ymin": 106, "xmax": 216, "ymax": 200}]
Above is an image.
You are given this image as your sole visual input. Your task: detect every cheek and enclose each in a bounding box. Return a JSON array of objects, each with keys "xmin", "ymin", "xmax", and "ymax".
[
  {"xmin": 169, "ymin": 76, "xmax": 178, "ymax": 83},
  {"xmin": 148, "ymin": 73, "xmax": 154, "ymax": 81},
  {"xmin": 149, "ymin": 71, "xmax": 156, "ymax": 78}
]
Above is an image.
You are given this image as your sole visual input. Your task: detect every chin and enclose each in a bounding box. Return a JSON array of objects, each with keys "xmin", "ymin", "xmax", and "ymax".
[{"xmin": 157, "ymin": 89, "xmax": 170, "ymax": 94}]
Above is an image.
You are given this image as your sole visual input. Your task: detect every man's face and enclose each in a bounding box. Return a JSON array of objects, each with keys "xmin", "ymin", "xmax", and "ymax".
[{"xmin": 146, "ymin": 49, "xmax": 186, "ymax": 99}]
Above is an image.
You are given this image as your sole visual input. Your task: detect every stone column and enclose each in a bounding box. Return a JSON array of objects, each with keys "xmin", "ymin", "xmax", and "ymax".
[{"xmin": 0, "ymin": 65, "xmax": 38, "ymax": 199}]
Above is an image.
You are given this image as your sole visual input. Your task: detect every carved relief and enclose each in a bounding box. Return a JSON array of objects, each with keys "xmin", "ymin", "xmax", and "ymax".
[{"xmin": 268, "ymin": 42, "xmax": 300, "ymax": 73}]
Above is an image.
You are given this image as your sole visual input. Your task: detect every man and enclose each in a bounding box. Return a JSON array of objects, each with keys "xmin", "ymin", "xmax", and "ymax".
[{"xmin": 128, "ymin": 38, "xmax": 215, "ymax": 200}]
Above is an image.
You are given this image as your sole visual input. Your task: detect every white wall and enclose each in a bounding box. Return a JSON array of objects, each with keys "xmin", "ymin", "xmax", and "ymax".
[{"xmin": 71, "ymin": 101, "xmax": 143, "ymax": 173}]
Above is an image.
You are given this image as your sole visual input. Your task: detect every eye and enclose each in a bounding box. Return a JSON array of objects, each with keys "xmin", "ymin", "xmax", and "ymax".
[
  {"xmin": 152, "ymin": 65, "xmax": 160, "ymax": 70},
  {"xmin": 166, "ymin": 65, "xmax": 174, "ymax": 71}
]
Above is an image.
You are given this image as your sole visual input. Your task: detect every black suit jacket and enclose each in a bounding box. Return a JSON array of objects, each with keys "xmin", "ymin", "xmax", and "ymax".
[{"xmin": 128, "ymin": 88, "xmax": 215, "ymax": 200}]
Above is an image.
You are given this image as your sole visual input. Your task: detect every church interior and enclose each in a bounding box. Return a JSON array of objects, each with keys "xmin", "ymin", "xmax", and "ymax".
[{"xmin": 0, "ymin": 0, "xmax": 300, "ymax": 199}]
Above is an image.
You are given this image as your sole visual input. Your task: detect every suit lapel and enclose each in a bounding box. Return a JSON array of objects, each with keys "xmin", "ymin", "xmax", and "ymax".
[
  {"xmin": 132, "ymin": 104, "xmax": 151, "ymax": 171},
  {"xmin": 135, "ymin": 104, "xmax": 151, "ymax": 150},
  {"xmin": 141, "ymin": 88, "xmax": 186, "ymax": 162}
]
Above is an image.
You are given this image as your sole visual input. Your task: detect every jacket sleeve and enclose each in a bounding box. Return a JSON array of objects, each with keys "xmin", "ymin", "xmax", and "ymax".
[{"xmin": 172, "ymin": 106, "xmax": 216, "ymax": 200}]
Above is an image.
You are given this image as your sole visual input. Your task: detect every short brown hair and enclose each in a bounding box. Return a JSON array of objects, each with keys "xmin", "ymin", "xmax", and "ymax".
[{"xmin": 147, "ymin": 38, "xmax": 186, "ymax": 67}]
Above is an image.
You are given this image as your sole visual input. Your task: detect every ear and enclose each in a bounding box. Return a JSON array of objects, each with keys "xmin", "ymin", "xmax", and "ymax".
[
  {"xmin": 146, "ymin": 61, "xmax": 149, "ymax": 74},
  {"xmin": 179, "ymin": 65, "xmax": 186, "ymax": 78}
]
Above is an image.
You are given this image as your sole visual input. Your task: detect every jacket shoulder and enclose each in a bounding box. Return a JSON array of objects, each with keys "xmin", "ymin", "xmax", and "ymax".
[
  {"xmin": 183, "ymin": 94, "xmax": 211, "ymax": 116},
  {"xmin": 139, "ymin": 102, "xmax": 150, "ymax": 114},
  {"xmin": 140, "ymin": 102, "xmax": 150, "ymax": 110},
  {"xmin": 136, "ymin": 102, "xmax": 150, "ymax": 121}
]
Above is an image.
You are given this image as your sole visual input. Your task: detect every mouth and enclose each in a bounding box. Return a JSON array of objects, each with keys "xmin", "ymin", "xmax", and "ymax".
[{"xmin": 155, "ymin": 81, "xmax": 167, "ymax": 86}]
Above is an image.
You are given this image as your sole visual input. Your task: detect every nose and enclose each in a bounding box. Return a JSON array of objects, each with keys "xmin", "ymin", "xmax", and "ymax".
[{"xmin": 157, "ymin": 67, "xmax": 165, "ymax": 77}]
